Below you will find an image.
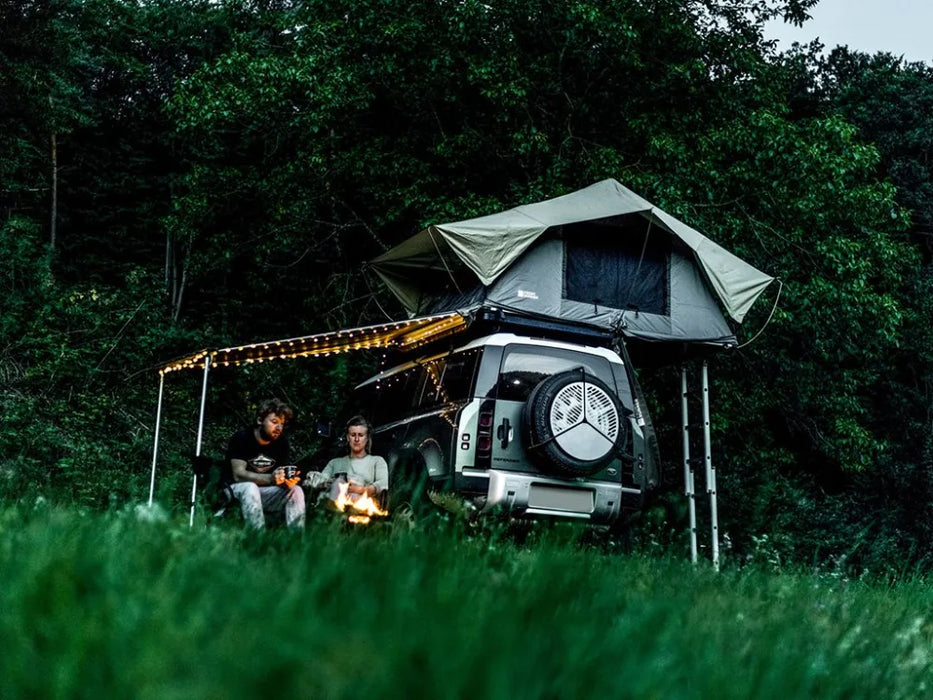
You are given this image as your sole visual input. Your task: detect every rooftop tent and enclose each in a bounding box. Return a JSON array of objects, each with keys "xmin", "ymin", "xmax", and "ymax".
[{"xmin": 369, "ymin": 179, "xmax": 774, "ymax": 348}]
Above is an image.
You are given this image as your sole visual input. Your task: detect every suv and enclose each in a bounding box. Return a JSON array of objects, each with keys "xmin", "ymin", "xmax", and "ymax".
[{"xmin": 326, "ymin": 328, "xmax": 661, "ymax": 525}]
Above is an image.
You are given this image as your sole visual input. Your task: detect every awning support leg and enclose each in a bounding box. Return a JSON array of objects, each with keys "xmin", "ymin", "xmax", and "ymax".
[
  {"xmin": 147, "ymin": 373, "xmax": 166, "ymax": 507},
  {"xmin": 189, "ymin": 354, "xmax": 212, "ymax": 528}
]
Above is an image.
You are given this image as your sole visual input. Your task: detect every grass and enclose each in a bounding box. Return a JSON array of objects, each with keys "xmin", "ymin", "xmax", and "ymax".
[{"xmin": 1, "ymin": 502, "xmax": 931, "ymax": 699}]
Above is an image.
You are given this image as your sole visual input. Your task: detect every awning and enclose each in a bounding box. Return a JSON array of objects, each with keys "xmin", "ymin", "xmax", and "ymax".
[{"xmin": 156, "ymin": 311, "xmax": 468, "ymax": 375}]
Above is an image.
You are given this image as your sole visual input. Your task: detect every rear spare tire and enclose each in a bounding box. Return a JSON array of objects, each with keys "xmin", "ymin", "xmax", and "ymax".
[{"xmin": 522, "ymin": 369, "xmax": 625, "ymax": 476}]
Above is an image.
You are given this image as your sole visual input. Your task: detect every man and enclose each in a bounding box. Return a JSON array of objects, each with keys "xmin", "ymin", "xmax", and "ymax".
[
  {"xmin": 226, "ymin": 398, "xmax": 305, "ymax": 529},
  {"xmin": 305, "ymin": 415, "xmax": 388, "ymax": 504}
]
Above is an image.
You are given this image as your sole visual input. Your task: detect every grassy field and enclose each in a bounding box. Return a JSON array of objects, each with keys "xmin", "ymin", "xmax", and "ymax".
[{"xmin": 1, "ymin": 503, "xmax": 930, "ymax": 700}]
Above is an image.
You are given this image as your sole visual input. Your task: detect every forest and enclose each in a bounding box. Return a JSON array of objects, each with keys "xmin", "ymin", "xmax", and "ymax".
[{"xmin": 3, "ymin": 0, "xmax": 933, "ymax": 574}]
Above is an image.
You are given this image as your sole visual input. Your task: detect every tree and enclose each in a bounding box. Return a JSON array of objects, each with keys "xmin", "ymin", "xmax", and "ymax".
[
  {"xmin": 0, "ymin": 0, "xmax": 97, "ymax": 261},
  {"xmin": 774, "ymin": 45, "xmax": 933, "ymax": 567}
]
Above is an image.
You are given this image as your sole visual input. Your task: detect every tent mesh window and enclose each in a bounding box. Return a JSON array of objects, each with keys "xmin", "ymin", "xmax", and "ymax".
[{"xmin": 563, "ymin": 218, "xmax": 670, "ymax": 316}]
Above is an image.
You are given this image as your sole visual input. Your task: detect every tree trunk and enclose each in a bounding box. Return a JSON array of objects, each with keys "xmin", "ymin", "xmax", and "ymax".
[
  {"xmin": 50, "ymin": 131, "xmax": 57, "ymax": 253},
  {"xmin": 172, "ymin": 264, "xmax": 186, "ymax": 322},
  {"xmin": 165, "ymin": 230, "xmax": 174, "ymax": 302}
]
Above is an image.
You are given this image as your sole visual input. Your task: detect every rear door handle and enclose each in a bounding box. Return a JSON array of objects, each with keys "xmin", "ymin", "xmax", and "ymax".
[{"xmin": 497, "ymin": 418, "xmax": 513, "ymax": 448}]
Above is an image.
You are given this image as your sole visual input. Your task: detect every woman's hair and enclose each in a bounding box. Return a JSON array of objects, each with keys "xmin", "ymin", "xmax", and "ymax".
[
  {"xmin": 256, "ymin": 398, "xmax": 293, "ymax": 424},
  {"xmin": 346, "ymin": 414, "xmax": 372, "ymax": 454}
]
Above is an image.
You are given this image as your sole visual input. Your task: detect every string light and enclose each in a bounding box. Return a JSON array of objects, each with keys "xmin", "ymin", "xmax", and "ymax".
[{"xmin": 156, "ymin": 312, "xmax": 468, "ymax": 374}]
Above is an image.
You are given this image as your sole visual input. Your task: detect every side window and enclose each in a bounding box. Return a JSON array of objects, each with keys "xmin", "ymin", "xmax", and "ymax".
[
  {"xmin": 496, "ymin": 346, "xmax": 615, "ymax": 402},
  {"xmin": 368, "ymin": 365, "xmax": 420, "ymax": 424},
  {"xmin": 416, "ymin": 357, "xmax": 447, "ymax": 408},
  {"xmin": 439, "ymin": 348, "xmax": 480, "ymax": 401},
  {"xmin": 415, "ymin": 348, "xmax": 481, "ymax": 409}
]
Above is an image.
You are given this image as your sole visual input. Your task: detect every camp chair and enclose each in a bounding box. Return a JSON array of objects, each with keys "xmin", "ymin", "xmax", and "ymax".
[
  {"xmin": 190, "ymin": 454, "xmax": 235, "ymax": 518},
  {"xmin": 192, "ymin": 456, "xmax": 299, "ymax": 526}
]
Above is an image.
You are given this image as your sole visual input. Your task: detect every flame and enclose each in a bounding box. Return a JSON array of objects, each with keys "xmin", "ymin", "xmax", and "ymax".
[{"xmin": 332, "ymin": 481, "xmax": 388, "ymax": 522}]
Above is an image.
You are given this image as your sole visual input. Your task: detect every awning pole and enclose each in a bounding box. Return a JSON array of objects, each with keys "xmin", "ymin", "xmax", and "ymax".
[
  {"xmin": 702, "ymin": 360, "xmax": 720, "ymax": 570},
  {"xmin": 189, "ymin": 354, "xmax": 212, "ymax": 528},
  {"xmin": 681, "ymin": 365, "xmax": 698, "ymax": 564},
  {"xmin": 148, "ymin": 372, "xmax": 166, "ymax": 507}
]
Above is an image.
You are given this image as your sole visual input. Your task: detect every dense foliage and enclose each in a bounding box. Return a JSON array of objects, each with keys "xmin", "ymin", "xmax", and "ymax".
[{"xmin": 2, "ymin": 0, "xmax": 932, "ymax": 572}]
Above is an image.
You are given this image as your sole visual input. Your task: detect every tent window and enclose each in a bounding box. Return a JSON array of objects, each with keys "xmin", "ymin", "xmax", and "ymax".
[{"xmin": 564, "ymin": 221, "xmax": 670, "ymax": 316}]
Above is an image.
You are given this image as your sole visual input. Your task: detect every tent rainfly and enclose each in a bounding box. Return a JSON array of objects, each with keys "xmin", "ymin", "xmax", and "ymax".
[{"xmin": 369, "ymin": 179, "xmax": 774, "ymax": 349}]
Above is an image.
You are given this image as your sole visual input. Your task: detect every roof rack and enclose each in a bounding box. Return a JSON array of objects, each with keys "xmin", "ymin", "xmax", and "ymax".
[{"xmin": 468, "ymin": 306, "xmax": 614, "ymax": 346}]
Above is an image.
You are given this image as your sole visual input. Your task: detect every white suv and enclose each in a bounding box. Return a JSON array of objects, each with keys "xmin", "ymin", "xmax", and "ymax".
[{"xmin": 329, "ymin": 331, "xmax": 660, "ymax": 524}]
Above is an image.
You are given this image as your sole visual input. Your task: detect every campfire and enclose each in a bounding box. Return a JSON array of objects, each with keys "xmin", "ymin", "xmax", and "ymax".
[{"xmin": 331, "ymin": 481, "xmax": 389, "ymax": 525}]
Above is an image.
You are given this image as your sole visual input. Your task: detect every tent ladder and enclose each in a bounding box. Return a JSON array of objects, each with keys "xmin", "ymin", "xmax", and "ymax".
[
  {"xmin": 680, "ymin": 365, "xmax": 698, "ymax": 564},
  {"xmin": 681, "ymin": 360, "xmax": 720, "ymax": 569},
  {"xmin": 702, "ymin": 361, "xmax": 720, "ymax": 570}
]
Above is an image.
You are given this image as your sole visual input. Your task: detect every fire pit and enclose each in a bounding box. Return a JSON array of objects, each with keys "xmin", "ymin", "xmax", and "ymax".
[{"xmin": 329, "ymin": 480, "xmax": 388, "ymax": 525}]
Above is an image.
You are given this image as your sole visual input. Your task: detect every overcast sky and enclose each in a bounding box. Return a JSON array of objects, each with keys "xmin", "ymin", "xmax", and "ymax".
[{"xmin": 764, "ymin": 0, "xmax": 933, "ymax": 65}]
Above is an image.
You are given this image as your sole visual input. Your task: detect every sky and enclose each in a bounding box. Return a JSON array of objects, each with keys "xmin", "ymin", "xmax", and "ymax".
[{"xmin": 764, "ymin": 0, "xmax": 933, "ymax": 65}]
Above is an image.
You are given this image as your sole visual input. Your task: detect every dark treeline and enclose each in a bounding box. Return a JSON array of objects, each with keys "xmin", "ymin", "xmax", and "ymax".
[{"xmin": 2, "ymin": 0, "xmax": 932, "ymax": 572}]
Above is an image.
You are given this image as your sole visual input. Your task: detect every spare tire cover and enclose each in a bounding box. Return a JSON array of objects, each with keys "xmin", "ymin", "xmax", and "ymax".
[{"xmin": 522, "ymin": 369, "xmax": 625, "ymax": 477}]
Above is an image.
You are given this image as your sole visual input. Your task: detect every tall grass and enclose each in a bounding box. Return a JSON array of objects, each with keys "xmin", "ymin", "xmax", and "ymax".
[{"xmin": 1, "ymin": 504, "xmax": 930, "ymax": 699}]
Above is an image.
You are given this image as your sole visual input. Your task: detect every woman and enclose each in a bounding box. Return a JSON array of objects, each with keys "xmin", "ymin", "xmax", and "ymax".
[{"xmin": 305, "ymin": 415, "xmax": 388, "ymax": 503}]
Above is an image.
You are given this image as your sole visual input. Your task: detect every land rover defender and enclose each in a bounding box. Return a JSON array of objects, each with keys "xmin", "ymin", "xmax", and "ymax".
[{"xmin": 327, "ymin": 327, "xmax": 660, "ymax": 525}]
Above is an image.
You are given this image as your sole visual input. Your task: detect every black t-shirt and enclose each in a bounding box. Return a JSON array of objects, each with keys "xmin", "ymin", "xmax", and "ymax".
[{"xmin": 225, "ymin": 428, "xmax": 290, "ymax": 481}]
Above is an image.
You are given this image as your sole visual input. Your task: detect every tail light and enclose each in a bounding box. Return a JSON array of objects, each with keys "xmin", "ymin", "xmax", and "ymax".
[{"xmin": 476, "ymin": 404, "xmax": 494, "ymax": 468}]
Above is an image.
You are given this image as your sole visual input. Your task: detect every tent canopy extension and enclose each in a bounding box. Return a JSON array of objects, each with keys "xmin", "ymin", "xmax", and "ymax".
[
  {"xmin": 155, "ymin": 312, "xmax": 468, "ymax": 375},
  {"xmin": 370, "ymin": 179, "xmax": 774, "ymax": 348}
]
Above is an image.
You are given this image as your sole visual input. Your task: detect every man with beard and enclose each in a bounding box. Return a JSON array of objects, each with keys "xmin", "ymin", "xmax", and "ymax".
[{"xmin": 226, "ymin": 398, "xmax": 305, "ymax": 529}]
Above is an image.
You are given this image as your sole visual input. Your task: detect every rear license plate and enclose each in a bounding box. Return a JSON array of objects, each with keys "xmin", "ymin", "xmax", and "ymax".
[{"xmin": 528, "ymin": 484, "xmax": 594, "ymax": 513}]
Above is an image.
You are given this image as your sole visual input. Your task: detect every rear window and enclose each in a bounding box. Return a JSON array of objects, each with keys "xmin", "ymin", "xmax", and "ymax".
[{"xmin": 495, "ymin": 345, "xmax": 616, "ymax": 402}]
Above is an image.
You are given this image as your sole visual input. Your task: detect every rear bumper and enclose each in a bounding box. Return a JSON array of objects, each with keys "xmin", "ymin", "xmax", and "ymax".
[{"xmin": 481, "ymin": 469, "xmax": 641, "ymax": 524}]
